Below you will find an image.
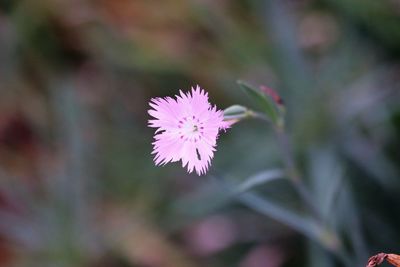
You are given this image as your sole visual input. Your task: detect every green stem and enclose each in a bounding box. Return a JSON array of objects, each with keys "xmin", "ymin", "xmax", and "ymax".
[
  {"xmin": 273, "ymin": 126, "xmax": 353, "ymax": 266},
  {"xmin": 246, "ymin": 111, "xmax": 351, "ymax": 266},
  {"xmin": 273, "ymin": 126, "xmax": 322, "ymax": 221}
]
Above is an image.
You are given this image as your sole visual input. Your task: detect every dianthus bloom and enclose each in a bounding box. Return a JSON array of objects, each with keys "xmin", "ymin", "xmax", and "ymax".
[{"xmin": 148, "ymin": 86, "xmax": 229, "ymax": 175}]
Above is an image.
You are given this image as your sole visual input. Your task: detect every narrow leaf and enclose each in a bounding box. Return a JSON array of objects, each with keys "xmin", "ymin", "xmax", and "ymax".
[
  {"xmin": 234, "ymin": 169, "xmax": 284, "ymax": 193},
  {"xmin": 236, "ymin": 192, "xmax": 329, "ymax": 247},
  {"xmin": 237, "ymin": 80, "xmax": 279, "ymax": 124}
]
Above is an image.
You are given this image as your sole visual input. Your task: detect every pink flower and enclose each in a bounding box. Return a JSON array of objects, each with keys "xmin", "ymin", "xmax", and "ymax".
[{"xmin": 148, "ymin": 86, "xmax": 228, "ymax": 175}]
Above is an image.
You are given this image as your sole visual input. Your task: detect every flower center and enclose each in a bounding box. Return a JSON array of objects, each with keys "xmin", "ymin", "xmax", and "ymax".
[{"xmin": 178, "ymin": 115, "xmax": 204, "ymax": 142}]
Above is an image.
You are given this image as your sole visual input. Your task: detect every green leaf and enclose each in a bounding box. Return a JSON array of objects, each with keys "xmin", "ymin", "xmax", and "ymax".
[
  {"xmin": 237, "ymin": 80, "xmax": 279, "ymax": 124},
  {"xmin": 234, "ymin": 169, "xmax": 284, "ymax": 193},
  {"xmin": 236, "ymin": 192, "xmax": 330, "ymax": 248}
]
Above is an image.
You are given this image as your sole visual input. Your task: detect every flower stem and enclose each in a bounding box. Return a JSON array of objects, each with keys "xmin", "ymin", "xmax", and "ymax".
[
  {"xmin": 241, "ymin": 109, "xmax": 351, "ymax": 265},
  {"xmin": 273, "ymin": 126, "xmax": 322, "ymax": 221},
  {"xmin": 273, "ymin": 125, "xmax": 352, "ymax": 266}
]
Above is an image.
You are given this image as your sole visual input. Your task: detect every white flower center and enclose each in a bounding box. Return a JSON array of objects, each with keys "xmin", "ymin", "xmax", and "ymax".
[{"xmin": 178, "ymin": 115, "xmax": 204, "ymax": 142}]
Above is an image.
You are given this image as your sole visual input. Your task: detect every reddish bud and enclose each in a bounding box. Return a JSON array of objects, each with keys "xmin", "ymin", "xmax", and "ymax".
[{"xmin": 259, "ymin": 85, "xmax": 284, "ymax": 105}]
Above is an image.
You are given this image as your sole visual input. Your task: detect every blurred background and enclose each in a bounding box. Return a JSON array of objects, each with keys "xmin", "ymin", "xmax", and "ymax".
[{"xmin": 0, "ymin": 0, "xmax": 400, "ymax": 266}]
